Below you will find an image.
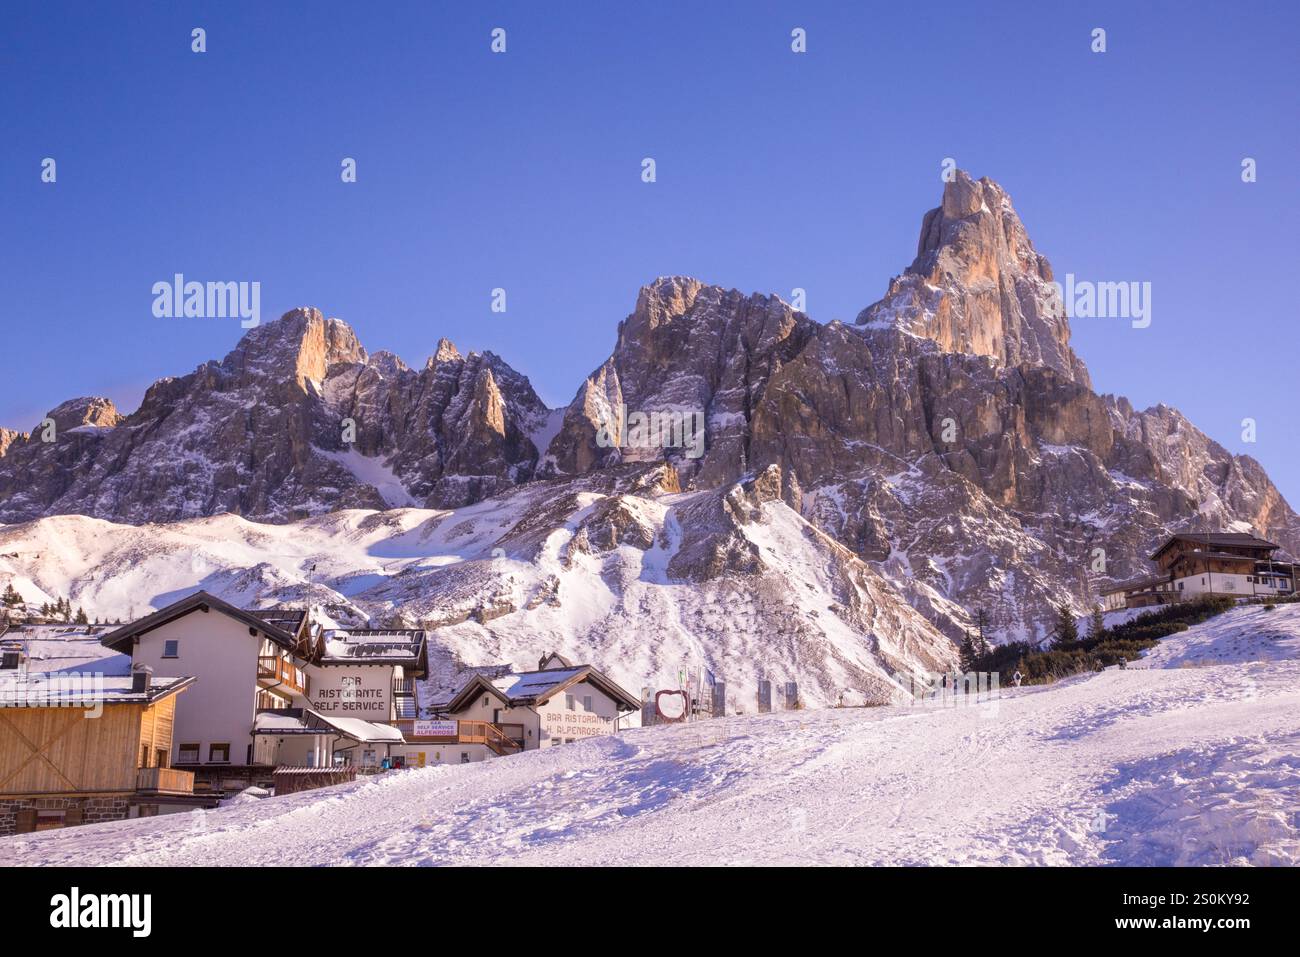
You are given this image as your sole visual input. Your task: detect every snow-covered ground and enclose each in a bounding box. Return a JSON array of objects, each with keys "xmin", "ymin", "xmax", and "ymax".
[{"xmin": 4, "ymin": 604, "xmax": 1297, "ymax": 867}]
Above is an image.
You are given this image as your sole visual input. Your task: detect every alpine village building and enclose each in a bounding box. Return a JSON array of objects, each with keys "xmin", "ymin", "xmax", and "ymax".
[
  {"xmin": 0, "ymin": 619, "xmax": 199, "ymax": 835},
  {"xmin": 1101, "ymin": 532, "xmax": 1296, "ymax": 611},
  {"xmin": 0, "ymin": 591, "xmax": 640, "ymax": 835}
]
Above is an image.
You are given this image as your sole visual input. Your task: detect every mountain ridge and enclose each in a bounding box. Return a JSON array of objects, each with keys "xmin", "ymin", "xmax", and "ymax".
[{"xmin": 1, "ymin": 171, "xmax": 1295, "ymax": 644}]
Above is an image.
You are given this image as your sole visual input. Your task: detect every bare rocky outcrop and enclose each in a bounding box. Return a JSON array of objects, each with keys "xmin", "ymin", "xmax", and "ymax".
[
  {"xmin": 0, "ymin": 307, "xmax": 552, "ymax": 523},
  {"xmin": 0, "ymin": 172, "xmax": 1294, "ymax": 647},
  {"xmin": 858, "ymin": 170, "xmax": 1089, "ymax": 385}
]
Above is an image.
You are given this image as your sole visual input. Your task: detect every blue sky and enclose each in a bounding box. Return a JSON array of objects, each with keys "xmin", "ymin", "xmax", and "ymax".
[{"xmin": 3, "ymin": 1, "xmax": 1297, "ymax": 501}]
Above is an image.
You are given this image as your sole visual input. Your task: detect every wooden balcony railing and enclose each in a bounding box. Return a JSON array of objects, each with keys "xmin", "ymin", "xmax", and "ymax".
[
  {"xmin": 456, "ymin": 720, "xmax": 523, "ymax": 756},
  {"xmin": 258, "ymin": 655, "xmax": 308, "ymax": 694},
  {"xmin": 137, "ymin": 766, "xmax": 195, "ymax": 795}
]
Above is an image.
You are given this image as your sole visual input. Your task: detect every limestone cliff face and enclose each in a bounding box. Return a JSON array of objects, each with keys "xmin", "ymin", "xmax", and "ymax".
[
  {"xmin": 0, "ymin": 308, "xmax": 551, "ymax": 522},
  {"xmin": 532, "ymin": 173, "xmax": 1298, "ymax": 640},
  {"xmin": 541, "ymin": 276, "xmax": 816, "ymax": 488},
  {"xmin": 1, "ymin": 173, "xmax": 1294, "ymax": 645},
  {"xmin": 858, "ymin": 171, "xmax": 1089, "ymax": 386}
]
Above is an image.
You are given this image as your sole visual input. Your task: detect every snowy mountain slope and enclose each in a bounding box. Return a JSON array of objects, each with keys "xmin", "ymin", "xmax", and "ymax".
[
  {"xmin": 5, "ymin": 607, "xmax": 1297, "ymax": 866},
  {"xmin": 0, "ymin": 465, "xmax": 956, "ymax": 705},
  {"xmin": 1, "ymin": 172, "xmax": 1295, "ymax": 649},
  {"xmin": 1132, "ymin": 602, "xmax": 1300, "ymax": 669}
]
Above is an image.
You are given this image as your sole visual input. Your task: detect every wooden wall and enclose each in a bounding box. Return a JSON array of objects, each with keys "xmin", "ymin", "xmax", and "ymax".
[
  {"xmin": 0, "ymin": 704, "xmax": 143, "ymax": 795},
  {"xmin": 138, "ymin": 695, "xmax": 177, "ymax": 768}
]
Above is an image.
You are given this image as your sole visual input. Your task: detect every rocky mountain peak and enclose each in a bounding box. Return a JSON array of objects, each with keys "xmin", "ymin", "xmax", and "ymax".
[
  {"xmin": 430, "ymin": 337, "xmax": 462, "ymax": 365},
  {"xmin": 223, "ymin": 307, "xmax": 368, "ymax": 391},
  {"xmin": 858, "ymin": 170, "xmax": 1089, "ymax": 386},
  {"xmin": 366, "ymin": 350, "xmax": 410, "ymax": 378},
  {"xmin": 45, "ymin": 396, "xmax": 123, "ymax": 433}
]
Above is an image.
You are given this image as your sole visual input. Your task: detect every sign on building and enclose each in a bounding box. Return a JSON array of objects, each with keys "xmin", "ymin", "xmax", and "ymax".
[
  {"xmin": 308, "ymin": 669, "xmax": 390, "ymax": 718},
  {"xmin": 411, "ymin": 719, "xmax": 458, "ymax": 738}
]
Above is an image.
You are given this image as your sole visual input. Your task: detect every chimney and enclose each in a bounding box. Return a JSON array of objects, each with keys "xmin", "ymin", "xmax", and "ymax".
[{"xmin": 131, "ymin": 664, "xmax": 153, "ymax": 694}]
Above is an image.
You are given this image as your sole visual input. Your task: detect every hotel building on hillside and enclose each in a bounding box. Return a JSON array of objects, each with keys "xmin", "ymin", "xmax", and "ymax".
[
  {"xmin": 1100, "ymin": 532, "xmax": 1296, "ymax": 611},
  {"xmin": 99, "ymin": 592, "xmax": 422, "ymax": 793},
  {"xmin": 400, "ymin": 652, "xmax": 642, "ymax": 766}
]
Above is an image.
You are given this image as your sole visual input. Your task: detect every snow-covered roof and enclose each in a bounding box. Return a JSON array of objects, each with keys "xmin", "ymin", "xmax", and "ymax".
[
  {"xmin": 313, "ymin": 712, "xmax": 405, "ymax": 744},
  {"xmin": 251, "ymin": 707, "xmax": 405, "ymax": 744},
  {"xmin": 0, "ymin": 672, "xmax": 193, "ymax": 707},
  {"xmin": 319, "ymin": 627, "xmax": 426, "ymax": 666},
  {"xmin": 442, "ymin": 664, "xmax": 640, "ymax": 713},
  {"xmin": 493, "ymin": 667, "xmax": 586, "ymax": 699},
  {"xmin": 252, "ymin": 710, "xmax": 316, "ymax": 735},
  {"xmin": 0, "ymin": 622, "xmax": 131, "ymax": 675}
]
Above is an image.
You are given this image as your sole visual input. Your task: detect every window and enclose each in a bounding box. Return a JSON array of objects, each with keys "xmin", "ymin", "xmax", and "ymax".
[
  {"xmin": 483, "ymin": 695, "xmax": 489, "ymax": 707},
  {"xmin": 178, "ymin": 743, "xmax": 200, "ymax": 763},
  {"xmin": 583, "ymin": 695, "xmax": 593, "ymax": 712},
  {"xmin": 0, "ymin": 652, "xmax": 19, "ymax": 670},
  {"xmin": 566, "ymin": 694, "xmax": 575, "ymax": 711},
  {"xmin": 155, "ymin": 749, "xmax": 168, "ymax": 769},
  {"xmin": 208, "ymin": 743, "xmax": 230, "ymax": 764},
  {"xmin": 460, "ymin": 752, "xmax": 470, "ymax": 764},
  {"xmin": 140, "ymin": 744, "xmax": 150, "ymax": 767},
  {"xmin": 162, "ymin": 639, "xmax": 179, "ymax": 658}
]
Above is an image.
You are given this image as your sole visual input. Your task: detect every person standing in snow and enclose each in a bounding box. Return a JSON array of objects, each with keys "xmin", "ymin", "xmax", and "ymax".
[{"xmin": 1012, "ymin": 670, "xmax": 1023, "ymax": 688}]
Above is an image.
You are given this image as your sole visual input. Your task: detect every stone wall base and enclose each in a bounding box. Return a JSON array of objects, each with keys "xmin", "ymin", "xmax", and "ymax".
[{"xmin": 0, "ymin": 795, "xmax": 132, "ymax": 836}]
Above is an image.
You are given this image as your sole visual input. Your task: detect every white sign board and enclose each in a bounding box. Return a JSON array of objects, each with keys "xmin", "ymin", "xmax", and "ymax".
[
  {"xmin": 308, "ymin": 670, "xmax": 390, "ymax": 718},
  {"xmin": 412, "ymin": 719, "xmax": 458, "ymax": 738}
]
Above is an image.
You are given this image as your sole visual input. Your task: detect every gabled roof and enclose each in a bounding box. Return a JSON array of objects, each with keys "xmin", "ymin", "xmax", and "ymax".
[
  {"xmin": 441, "ymin": 673, "xmax": 512, "ymax": 713},
  {"xmin": 537, "ymin": 651, "xmax": 574, "ymax": 670},
  {"xmin": 442, "ymin": 664, "xmax": 641, "ymax": 714},
  {"xmin": 100, "ymin": 591, "xmax": 300, "ymax": 654},
  {"xmin": 1151, "ymin": 532, "xmax": 1278, "ymax": 560}
]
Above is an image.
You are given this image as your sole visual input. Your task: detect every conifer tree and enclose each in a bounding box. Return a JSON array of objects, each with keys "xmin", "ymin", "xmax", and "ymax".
[
  {"xmin": 1054, "ymin": 604, "xmax": 1079, "ymax": 648},
  {"xmin": 959, "ymin": 631, "xmax": 978, "ymax": 671},
  {"xmin": 1086, "ymin": 603, "xmax": 1106, "ymax": 642}
]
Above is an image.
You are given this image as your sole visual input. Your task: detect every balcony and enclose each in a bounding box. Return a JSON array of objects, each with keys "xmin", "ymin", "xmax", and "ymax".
[
  {"xmin": 137, "ymin": 766, "xmax": 195, "ymax": 796},
  {"xmin": 402, "ymin": 719, "xmax": 524, "ymax": 756},
  {"xmin": 258, "ymin": 655, "xmax": 308, "ymax": 694},
  {"xmin": 449, "ymin": 720, "xmax": 523, "ymax": 756}
]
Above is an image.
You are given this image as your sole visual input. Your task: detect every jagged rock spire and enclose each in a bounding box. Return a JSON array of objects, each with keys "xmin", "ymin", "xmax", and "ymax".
[{"xmin": 858, "ymin": 171, "xmax": 1089, "ymax": 386}]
